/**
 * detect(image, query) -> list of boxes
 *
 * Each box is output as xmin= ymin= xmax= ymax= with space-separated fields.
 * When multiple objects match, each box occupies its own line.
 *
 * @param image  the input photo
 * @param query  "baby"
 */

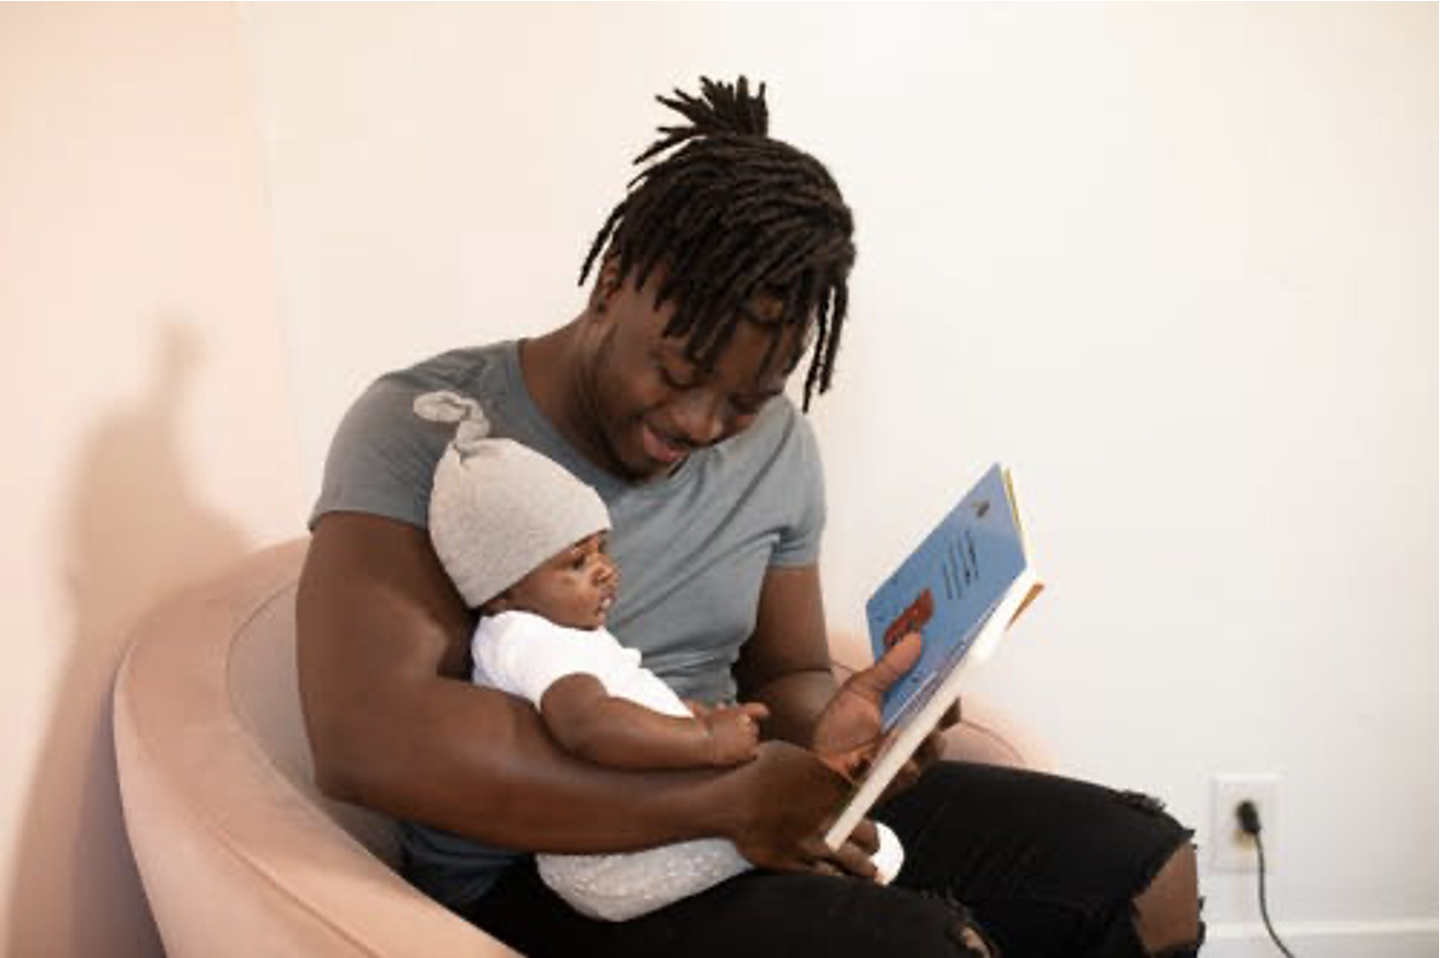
xmin=414 ymin=390 xmax=901 ymax=921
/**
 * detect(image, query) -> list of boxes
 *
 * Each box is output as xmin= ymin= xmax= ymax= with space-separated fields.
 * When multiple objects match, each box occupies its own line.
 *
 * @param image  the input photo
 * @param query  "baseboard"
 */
xmin=1203 ymin=918 xmax=1437 ymax=957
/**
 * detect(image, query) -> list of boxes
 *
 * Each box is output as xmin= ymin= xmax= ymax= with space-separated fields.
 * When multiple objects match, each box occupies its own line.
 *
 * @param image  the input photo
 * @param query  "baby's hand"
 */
xmin=702 ymin=702 xmax=770 ymax=766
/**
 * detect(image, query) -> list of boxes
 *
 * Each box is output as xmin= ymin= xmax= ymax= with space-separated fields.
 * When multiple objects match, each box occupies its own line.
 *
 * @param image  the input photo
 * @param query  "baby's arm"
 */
xmin=540 ymin=674 xmax=769 ymax=770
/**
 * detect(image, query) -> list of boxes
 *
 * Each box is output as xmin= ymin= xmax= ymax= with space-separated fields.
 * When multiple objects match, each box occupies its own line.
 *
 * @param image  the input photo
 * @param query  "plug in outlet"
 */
xmin=1210 ymin=774 xmax=1280 ymax=873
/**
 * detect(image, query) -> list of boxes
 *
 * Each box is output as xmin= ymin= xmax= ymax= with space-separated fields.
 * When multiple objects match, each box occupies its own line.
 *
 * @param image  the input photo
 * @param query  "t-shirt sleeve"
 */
xmin=768 ymin=410 xmax=827 ymax=568
xmin=309 ymin=376 xmax=449 ymax=530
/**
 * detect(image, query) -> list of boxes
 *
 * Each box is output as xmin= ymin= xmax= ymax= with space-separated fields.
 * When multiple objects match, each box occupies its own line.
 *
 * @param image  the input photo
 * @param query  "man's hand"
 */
xmin=725 ymin=740 xmax=879 ymax=880
xmin=810 ymin=632 xmax=960 ymax=798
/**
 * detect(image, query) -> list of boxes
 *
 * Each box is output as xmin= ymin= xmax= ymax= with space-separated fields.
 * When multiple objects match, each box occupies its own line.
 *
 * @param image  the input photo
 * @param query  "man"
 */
xmin=298 ymin=76 xmax=1202 ymax=957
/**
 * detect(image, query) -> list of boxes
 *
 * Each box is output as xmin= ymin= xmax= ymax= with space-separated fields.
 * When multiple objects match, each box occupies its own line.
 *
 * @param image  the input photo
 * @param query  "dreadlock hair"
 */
xmin=579 ymin=76 xmax=855 ymax=411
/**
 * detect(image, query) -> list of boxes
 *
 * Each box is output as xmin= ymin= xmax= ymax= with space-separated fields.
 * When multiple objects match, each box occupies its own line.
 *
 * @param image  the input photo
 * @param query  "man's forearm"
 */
xmin=326 ymin=677 xmax=740 ymax=855
xmin=298 ymin=513 xmax=765 ymax=856
xmin=744 ymin=667 xmax=837 ymax=748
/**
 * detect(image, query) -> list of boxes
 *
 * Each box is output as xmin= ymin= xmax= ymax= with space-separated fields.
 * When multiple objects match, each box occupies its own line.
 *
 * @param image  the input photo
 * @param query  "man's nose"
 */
xmin=669 ymin=389 xmax=728 ymax=446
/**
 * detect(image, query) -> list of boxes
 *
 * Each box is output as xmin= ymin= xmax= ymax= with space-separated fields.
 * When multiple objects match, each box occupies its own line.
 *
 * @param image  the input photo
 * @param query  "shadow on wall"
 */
xmin=6 ymin=322 xmax=250 ymax=958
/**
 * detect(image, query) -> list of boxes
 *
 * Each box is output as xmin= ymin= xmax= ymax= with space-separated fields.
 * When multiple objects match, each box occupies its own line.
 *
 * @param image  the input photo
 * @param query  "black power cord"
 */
xmin=1236 ymin=800 xmax=1298 ymax=958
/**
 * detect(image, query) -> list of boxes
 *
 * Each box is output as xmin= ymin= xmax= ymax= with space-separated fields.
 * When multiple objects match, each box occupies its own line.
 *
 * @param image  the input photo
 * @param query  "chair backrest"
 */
xmin=114 ymin=539 xmax=514 ymax=958
xmin=223 ymin=550 xmax=399 ymax=865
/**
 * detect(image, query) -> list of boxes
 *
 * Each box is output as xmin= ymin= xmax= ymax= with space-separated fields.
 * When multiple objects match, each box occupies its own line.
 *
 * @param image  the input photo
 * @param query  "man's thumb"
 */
xmin=852 ymin=631 xmax=923 ymax=696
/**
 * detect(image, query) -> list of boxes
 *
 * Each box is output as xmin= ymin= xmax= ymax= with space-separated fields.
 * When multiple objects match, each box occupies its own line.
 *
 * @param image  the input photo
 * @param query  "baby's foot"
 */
xmin=870 ymin=822 xmax=905 ymax=885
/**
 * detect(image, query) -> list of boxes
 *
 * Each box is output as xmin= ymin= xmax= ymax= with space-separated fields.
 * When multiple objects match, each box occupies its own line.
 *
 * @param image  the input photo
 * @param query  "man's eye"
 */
xmin=731 ymin=392 xmax=778 ymax=417
xmin=658 ymin=367 xmax=692 ymax=390
xmin=654 ymin=356 xmax=700 ymax=391
xmin=730 ymin=397 xmax=764 ymax=416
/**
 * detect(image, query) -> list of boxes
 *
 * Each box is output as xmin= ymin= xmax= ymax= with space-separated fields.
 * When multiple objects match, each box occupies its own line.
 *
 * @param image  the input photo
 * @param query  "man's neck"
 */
xmin=518 ymin=321 xmax=621 ymax=477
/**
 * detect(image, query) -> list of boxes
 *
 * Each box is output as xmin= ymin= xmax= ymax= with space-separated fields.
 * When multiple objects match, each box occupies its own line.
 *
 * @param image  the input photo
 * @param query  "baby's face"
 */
xmin=503 ymin=532 xmax=620 ymax=630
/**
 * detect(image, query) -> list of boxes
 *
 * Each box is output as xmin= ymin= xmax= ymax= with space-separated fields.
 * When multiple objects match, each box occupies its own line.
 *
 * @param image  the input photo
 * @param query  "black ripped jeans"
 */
xmin=456 ymin=762 xmax=1200 ymax=957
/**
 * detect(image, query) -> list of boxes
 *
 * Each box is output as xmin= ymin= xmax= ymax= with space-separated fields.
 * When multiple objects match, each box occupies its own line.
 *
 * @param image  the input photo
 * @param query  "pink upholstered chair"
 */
xmin=114 ymin=540 xmax=1044 ymax=957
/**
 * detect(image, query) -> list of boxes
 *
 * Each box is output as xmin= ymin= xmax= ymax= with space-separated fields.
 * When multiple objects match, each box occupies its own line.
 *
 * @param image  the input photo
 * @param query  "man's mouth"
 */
xmin=640 ymin=422 xmax=690 ymax=467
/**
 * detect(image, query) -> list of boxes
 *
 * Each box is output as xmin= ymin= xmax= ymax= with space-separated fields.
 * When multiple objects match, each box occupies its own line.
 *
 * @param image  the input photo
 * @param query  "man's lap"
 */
xmin=455 ymin=762 xmax=1194 ymax=958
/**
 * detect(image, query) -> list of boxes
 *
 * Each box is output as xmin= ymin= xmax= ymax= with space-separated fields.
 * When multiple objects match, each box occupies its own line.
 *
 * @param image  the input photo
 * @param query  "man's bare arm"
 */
xmin=295 ymin=512 xmax=856 ymax=867
xmin=297 ymin=512 xmax=737 ymax=853
xmin=732 ymin=564 xmax=840 ymax=747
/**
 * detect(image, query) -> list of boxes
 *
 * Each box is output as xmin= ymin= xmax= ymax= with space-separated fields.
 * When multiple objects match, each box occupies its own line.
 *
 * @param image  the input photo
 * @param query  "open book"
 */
xmin=824 ymin=463 xmax=1043 ymax=851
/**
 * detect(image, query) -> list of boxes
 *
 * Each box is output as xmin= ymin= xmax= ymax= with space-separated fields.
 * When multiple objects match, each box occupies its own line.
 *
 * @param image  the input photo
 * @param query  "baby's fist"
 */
xmin=703 ymin=702 xmax=770 ymax=765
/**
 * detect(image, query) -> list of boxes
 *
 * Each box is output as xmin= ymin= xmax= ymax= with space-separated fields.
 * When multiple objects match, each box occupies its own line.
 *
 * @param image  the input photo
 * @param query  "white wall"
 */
xmin=1 ymin=5 xmax=304 ymax=956
xmin=246 ymin=3 xmax=1436 ymax=954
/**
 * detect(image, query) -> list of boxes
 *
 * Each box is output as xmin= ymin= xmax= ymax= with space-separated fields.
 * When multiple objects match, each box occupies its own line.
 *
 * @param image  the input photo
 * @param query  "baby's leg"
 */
xmin=539 ymin=824 xmax=905 ymax=922
xmin=538 ymin=839 xmax=750 ymax=921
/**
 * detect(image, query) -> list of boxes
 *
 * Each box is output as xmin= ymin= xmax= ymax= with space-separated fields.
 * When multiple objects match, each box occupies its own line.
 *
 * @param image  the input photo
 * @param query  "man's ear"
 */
xmin=591 ymin=256 xmax=623 ymax=315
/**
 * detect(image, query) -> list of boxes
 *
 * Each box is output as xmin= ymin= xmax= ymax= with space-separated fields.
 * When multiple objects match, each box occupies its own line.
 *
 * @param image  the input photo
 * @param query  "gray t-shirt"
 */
xmin=310 ymin=341 xmax=826 ymax=906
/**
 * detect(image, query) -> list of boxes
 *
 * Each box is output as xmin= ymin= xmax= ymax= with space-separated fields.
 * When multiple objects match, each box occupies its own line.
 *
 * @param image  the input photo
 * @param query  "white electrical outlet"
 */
xmin=1210 ymin=773 xmax=1280 ymax=873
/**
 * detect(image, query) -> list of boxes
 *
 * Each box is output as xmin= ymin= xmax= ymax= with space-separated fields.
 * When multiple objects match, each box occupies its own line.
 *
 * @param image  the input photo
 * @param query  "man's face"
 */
xmin=583 ymin=268 xmax=807 ymax=483
xmin=496 ymin=532 xmax=620 ymax=630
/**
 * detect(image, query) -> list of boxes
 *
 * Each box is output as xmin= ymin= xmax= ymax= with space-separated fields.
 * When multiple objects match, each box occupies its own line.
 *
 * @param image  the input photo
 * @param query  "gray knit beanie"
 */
xmin=414 ymin=390 xmax=611 ymax=608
